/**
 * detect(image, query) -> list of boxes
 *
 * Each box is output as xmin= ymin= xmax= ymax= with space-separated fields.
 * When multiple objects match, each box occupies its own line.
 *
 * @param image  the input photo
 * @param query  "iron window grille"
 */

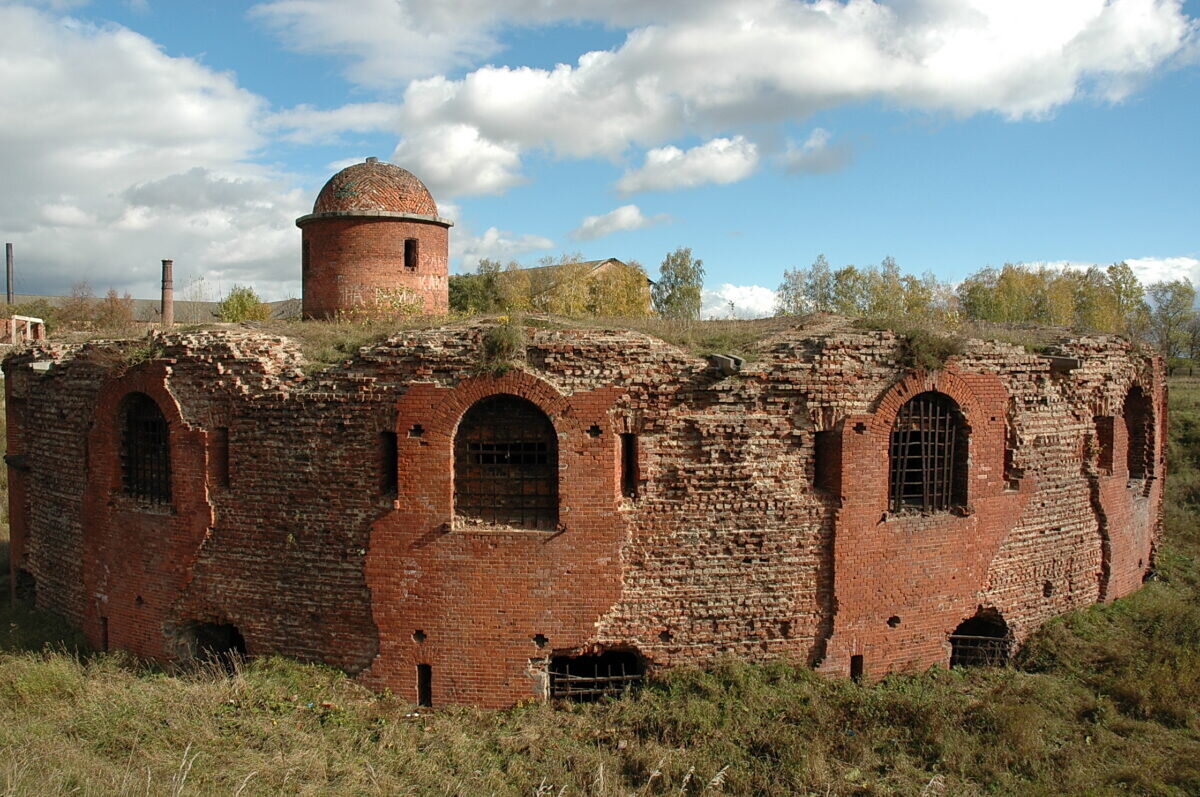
xmin=948 ymin=633 xmax=1012 ymax=667
xmin=121 ymin=392 xmax=171 ymax=503
xmin=454 ymin=394 xmax=558 ymax=530
xmin=549 ymin=652 xmax=644 ymax=702
xmin=888 ymin=391 xmax=967 ymax=513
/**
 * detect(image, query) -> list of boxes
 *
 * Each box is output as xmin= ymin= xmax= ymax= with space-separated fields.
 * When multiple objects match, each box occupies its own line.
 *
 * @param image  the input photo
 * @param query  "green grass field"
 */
xmin=1 ymin=382 xmax=1198 ymax=795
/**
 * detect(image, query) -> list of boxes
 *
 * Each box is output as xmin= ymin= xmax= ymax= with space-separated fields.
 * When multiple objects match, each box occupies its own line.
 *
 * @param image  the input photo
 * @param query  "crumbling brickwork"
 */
xmin=4 ymin=318 xmax=1164 ymax=707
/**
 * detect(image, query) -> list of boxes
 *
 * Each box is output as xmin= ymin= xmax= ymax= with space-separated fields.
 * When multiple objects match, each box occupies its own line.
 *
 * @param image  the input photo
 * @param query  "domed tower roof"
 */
xmin=312 ymin=157 xmax=438 ymax=216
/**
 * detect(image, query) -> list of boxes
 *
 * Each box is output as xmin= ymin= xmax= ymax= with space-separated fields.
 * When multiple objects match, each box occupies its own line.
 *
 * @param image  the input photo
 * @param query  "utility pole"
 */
xmin=6 ymin=243 xmax=13 ymax=305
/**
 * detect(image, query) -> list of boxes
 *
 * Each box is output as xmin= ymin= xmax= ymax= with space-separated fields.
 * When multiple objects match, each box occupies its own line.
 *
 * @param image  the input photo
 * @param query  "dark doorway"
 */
xmin=549 ymin=649 xmax=644 ymax=702
xmin=190 ymin=622 xmax=247 ymax=671
xmin=949 ymin=611 xmax=1011 ymax=668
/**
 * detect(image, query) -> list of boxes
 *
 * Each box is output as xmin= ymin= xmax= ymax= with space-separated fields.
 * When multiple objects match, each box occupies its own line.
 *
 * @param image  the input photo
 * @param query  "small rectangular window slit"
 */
xmin=813 ymin=429 xmax=838 ymax=493
xmin=850 ymin=654 xmax=864 ymax=683
xmin=620 ymin=433 xmax=639 ymax=499
xmin=380 ymin=431 xmax=398 ymax=494
xmin=416 ymin=663 xmax=432 ymax=707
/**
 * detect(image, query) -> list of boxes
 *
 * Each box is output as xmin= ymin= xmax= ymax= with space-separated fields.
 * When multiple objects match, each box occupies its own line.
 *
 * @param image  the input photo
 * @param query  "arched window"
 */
xmin=888 ymin=391 xmax=967 ymax=513
xmin=121 ymin=392 xmax=171 ymax=503
xmin=1124 ymin=386 xmax=1152 ymax=480
xmin=454 ymin=394 xmax=558 ymax=529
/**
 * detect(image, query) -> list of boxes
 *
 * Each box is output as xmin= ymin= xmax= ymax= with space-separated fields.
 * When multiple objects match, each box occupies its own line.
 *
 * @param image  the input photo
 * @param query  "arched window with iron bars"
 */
xmin=888 ymin=391 xmax=968 ymax=513
xmin=120 ymin=392 xmax=171 ymax=503
xmin=454 ymin=394 xmax=558 ymax=530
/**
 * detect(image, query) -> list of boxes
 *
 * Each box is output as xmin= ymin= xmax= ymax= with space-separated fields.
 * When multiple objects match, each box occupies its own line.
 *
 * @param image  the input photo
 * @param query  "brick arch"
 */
xmin=363 ymin=370 xmax=628 ymax=706
xmin=82 ymin=362 xmax=214 ymax=660
xmin=869 ymin=369 xmax=985 ymax=436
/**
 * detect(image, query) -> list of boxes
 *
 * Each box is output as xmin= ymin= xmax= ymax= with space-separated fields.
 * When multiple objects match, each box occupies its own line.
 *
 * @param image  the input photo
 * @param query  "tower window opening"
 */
xmin=404 ymin=238 xmax=419 ymax=271
xmin=888 ymin=392 xmax=967 ymax=513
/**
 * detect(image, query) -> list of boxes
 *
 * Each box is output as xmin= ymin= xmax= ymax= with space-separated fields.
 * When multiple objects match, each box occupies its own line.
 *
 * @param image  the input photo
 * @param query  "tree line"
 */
xmin=777 ymin=256 xmax=1198 ymax=359
xmin=449 ymin=247 xmax=705 ymax=320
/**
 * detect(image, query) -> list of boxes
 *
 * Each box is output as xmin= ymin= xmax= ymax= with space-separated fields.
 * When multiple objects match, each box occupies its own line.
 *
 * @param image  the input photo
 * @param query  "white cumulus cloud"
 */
xmin=616 ymin=136 xmax=758 ymax=194
xmin=571 ymin=205 xmax=669 ymax=241
xmin=1124 ymin=256 xmax=1200 ymax=286
xmin=701 ymin=283 xmax=778 ymax=319
xmin=781 ymin=128 xmax=853 ymax=175
xmin=0 ymin=4 xmax=307 ymax=300
xmin=259 ymin=1 xmax=1196 ymax=198
xmin=454 ymin=226 xmax=555 ymax=268
xmin=392 ymin=124 xmax=525 ymax=197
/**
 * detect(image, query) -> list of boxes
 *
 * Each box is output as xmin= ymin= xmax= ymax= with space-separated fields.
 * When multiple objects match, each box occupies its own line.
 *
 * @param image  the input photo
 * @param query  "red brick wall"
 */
xmin=3 ymin=323 xmax=1166 ymax=706
xmin=302 ymin=217 xmax=449 ymax=319
xmin=80 ymin=364 xmax=213 ymax=657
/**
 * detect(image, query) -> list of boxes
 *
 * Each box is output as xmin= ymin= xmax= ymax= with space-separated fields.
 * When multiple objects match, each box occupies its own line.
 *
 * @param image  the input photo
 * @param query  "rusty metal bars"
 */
xmin=454 ymin=395 xmax=558 ymax=529
xmin=948 ymin=633 xmax=1012 ymax=667
xmin=121 ymin=393 xmax=171 ymax=503
xmin=889 ymin=392 xmax=963 ymax=513
xmin=549 ymin=657 xmax=643 ymax=702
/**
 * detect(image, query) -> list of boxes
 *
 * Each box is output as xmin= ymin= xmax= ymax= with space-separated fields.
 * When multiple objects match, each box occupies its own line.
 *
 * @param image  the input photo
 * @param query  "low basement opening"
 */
xmin=186 ymin=621 xmax=247 ymax=671
xmin=549 ymin=649 xmax=644 ymax=702
xmin=949 ymin=610 xmax=1011 ymax=668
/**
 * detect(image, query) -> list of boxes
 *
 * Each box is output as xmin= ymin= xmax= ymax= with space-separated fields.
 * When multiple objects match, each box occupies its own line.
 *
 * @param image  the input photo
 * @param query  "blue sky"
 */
xmin=1 ymin=0 xmax=1197 ymax=316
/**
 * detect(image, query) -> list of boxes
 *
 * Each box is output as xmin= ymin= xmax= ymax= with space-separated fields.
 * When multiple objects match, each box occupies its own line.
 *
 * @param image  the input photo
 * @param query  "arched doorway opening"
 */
xmin=949 ymin=610 xmax=1011 ymax=668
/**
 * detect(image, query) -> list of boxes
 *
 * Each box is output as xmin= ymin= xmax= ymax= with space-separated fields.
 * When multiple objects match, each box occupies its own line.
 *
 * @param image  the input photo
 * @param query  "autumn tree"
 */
xmin=1147 ymin=278 xmax=1196 ymax=358
xmin=94 ymin=288 xmax=135 ymax=331
xmin=652 ymin=247 xmax=704 ymax=320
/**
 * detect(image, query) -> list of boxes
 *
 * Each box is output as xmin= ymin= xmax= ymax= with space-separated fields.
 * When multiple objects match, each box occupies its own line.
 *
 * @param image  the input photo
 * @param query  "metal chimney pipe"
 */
xmin=6 ymin=243 xmax=13 ymax=305
xmin=161 ymin=259 xmax=174 ymax=327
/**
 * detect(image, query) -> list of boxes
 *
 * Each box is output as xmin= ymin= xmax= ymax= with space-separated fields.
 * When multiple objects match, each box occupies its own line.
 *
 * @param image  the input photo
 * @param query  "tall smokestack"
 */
xmin=5 ymin=243 xmax=12 ymax=305
xmin=161 ymin=259 xmax=174 ymax=327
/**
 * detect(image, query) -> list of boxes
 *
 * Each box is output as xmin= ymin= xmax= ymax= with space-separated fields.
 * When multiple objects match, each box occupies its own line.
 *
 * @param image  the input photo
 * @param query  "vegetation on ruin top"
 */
xmin=1 ymin=380 xmax=1199 ymax=794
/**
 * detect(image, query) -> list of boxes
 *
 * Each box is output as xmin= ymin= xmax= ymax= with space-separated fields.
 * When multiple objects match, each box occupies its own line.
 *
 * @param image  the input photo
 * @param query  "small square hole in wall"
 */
xmin=1043 ymin=581 xmax=1054 ymax=598
xmin=887 ymin=616 xmax=901 ymax=628
xmin=587 ymin=424 xmax=602 ymax=438
xmin=854 ymin=422 xmax=867 ymax=434
xmin=412 ymin=629 xmax=426 ymax=643
xmin=409 ymin=424 xmax=425 ymax=438
xmin=659 ymin=630 xmax=673 ymax=643
xmin=532 ymin=633 xmax=548 ymax=648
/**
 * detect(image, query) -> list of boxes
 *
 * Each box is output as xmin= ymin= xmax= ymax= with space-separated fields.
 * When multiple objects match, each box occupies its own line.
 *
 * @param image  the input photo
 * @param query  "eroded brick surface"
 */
xmin=4 ymin=319 xmax=1164 ymax=707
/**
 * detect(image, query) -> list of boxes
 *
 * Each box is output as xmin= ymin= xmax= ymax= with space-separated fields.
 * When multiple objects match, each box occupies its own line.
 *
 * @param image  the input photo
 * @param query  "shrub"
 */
xmin=217 ymin=285 xmax=271 ymax=322
xmin=480 ymin=317 xmax=526 ymax=373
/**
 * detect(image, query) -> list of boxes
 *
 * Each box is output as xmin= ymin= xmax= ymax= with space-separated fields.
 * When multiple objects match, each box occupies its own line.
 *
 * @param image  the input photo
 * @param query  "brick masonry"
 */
xmin=298 ymin=158 xmax=451 ymax=319
xmin=3 ymin=319 xmax=1164 ymax=707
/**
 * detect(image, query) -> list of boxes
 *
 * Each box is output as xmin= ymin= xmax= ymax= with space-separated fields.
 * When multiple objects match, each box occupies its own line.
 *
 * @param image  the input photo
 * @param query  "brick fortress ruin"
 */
xmin=4 ymin=161 xmax=1165 ymax=708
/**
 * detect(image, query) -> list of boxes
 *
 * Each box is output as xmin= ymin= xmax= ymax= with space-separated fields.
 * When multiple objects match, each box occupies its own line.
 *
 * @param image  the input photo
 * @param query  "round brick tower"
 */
xmin=297 ymin=157 xmax=452 ymax=319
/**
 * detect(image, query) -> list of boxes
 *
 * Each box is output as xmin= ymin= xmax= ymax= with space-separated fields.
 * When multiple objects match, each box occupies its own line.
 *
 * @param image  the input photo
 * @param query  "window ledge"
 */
xmin=449 ymin=523 xmax=560 ymax=536
xmin=109 ymin=494 xmax=175 ymax=516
